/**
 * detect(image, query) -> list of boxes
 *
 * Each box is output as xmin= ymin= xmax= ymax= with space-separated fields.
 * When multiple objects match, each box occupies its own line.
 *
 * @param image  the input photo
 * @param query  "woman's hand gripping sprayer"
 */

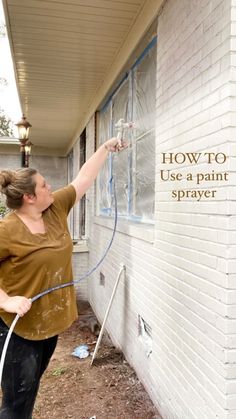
xmin=114 ymin=118 xmax=135 ymax=149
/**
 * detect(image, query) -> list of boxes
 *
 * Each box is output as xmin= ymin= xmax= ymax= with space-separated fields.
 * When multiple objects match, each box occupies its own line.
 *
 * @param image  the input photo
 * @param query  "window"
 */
xmin=68 ymin=130 xmax=86 ymax=242
xmin=98 ymin=37 xmax=156 ymax=223
xmin=79 ymin=130 xmax=86 ymax=237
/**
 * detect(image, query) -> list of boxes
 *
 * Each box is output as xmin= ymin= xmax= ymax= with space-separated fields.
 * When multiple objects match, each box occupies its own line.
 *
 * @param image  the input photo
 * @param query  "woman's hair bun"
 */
xmin=0 ymin=167 xmax=37 ymax=210
xmin=0 ymin=170 xmax=16 ymax=191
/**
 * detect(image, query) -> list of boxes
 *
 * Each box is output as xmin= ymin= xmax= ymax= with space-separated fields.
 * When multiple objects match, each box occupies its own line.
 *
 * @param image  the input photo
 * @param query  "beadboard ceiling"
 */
xmin=3 ymin=0 xmax=160 ymax=155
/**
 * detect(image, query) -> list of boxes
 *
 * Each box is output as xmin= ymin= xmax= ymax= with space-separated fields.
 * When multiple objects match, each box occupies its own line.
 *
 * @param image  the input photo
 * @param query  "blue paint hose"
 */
xmin=0 ymin=176 xmax=118 ymax=387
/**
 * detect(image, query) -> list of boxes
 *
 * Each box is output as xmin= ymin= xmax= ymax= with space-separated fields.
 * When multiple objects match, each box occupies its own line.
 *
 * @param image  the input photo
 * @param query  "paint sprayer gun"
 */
xmin=114 ymin=118 xmax=134 ymax=147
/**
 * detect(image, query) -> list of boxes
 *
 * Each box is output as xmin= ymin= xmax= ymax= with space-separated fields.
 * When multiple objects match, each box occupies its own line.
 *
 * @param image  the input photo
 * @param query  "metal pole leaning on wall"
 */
xmin=91 ymin=264 xmax=126 ymax=365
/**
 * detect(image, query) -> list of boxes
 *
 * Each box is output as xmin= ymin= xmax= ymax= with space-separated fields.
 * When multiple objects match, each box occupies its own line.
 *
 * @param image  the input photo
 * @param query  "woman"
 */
xmin=0 ymin=137 xmax=125 ymax=419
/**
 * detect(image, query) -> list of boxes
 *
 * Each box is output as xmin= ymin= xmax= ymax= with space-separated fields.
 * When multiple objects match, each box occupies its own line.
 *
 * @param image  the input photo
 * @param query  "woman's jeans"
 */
xmin=0 ymin=318 xmax=58 ymax=419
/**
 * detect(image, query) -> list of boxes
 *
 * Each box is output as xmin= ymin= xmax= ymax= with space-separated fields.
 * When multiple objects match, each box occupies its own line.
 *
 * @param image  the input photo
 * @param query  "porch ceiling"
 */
xmin=3 ymin=0 xmax=157 ymax=156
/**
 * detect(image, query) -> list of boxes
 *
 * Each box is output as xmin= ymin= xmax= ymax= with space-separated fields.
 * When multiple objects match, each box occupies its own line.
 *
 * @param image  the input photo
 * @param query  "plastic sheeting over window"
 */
xmin=98 ymin=37 xmax=156 ymax=222
xmin=112 ymin=77 xmax=131 ymax=215
xmin=98 ymin=103 xmax=112 ymax=213
xmin=132 ymin=46 xmax=156 ymax=218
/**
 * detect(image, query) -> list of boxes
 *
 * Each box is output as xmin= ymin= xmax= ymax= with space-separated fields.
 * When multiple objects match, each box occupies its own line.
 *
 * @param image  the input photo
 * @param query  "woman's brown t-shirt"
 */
xmin=0 ymin=184 xmax=78 ymax=340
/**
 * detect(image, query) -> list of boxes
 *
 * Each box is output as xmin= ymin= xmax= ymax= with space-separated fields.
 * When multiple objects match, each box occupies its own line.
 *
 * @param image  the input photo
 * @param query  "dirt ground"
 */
xmin=33 ymin=301 xmax=162 ymax=419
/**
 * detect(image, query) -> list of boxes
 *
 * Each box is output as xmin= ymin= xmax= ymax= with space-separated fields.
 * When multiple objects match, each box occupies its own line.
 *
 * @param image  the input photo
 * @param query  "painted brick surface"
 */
xmin=86 ymin=0 xmax=236 ymax=418
xmin=72 ymin=251 xmax=89 ymax=301
xmin=0 ymin=153 xmax=22 ymax=171
xmin=154 ymin=0 xmax=234 ymax=416
xmin=0 ymin=154 xmax=68 ymax=191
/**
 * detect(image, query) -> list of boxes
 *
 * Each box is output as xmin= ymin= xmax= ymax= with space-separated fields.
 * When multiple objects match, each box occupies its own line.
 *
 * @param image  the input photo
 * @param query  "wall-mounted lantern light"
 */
xmin=15 ymin=115 xmax=32 ymax=167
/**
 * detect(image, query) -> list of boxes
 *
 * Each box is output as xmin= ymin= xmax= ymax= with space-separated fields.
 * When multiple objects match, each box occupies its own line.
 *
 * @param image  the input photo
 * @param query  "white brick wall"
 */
xmin=154 ymin=0 xmax=235 ymax=417
xmin=227 ymin=1 xmax=236 ymax=415
xmin=84 ymin=0 xmax=236 ymax=418
xmin=3 ymin=0 xmax=236 ymax=416
xmin=72 ymin=250 xmax=89 ymax=301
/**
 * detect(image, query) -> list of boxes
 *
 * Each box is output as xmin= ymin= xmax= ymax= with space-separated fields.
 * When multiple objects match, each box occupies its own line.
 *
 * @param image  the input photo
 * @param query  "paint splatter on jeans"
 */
xmin=0 ymin=318 xmax=58 ymax=419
